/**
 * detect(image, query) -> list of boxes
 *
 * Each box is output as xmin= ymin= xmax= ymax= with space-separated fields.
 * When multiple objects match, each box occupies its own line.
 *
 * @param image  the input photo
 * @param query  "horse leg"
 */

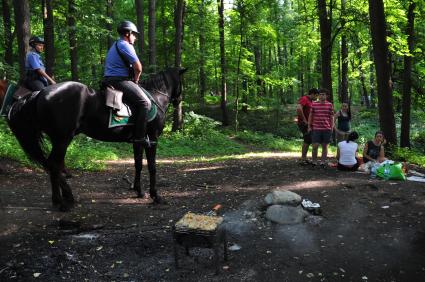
xmin=48 ymin=140 xmax=74 ymax=211
xmin=133 ymin=143 xmax=145 ymax=198
xmin=145 ymin=144 xmax=165 ymax=204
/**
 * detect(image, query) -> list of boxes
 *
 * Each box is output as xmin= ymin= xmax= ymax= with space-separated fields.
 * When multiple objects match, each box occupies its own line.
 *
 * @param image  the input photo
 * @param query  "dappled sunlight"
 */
xmin=104 ymin=151 xmax=327 ymax=166
xmin=278 ymin=180 xmax=340 ymax=191
xmin=183 ymin=165 xmax=224 ymax=172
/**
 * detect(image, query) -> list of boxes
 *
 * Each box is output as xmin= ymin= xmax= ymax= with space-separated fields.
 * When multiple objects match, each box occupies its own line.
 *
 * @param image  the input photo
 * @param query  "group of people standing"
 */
xmin=24 ymin=20 xmax=152 ymax=146
xmin=297 ymin=88 xmax=386 ymax=171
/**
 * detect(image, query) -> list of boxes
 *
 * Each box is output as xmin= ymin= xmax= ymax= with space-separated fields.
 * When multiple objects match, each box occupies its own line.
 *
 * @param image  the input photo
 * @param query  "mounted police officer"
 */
xmin=24 ymin=36 xmax=56 ymax=91
xmin=103 ymin=20 xmax=152 ymax=146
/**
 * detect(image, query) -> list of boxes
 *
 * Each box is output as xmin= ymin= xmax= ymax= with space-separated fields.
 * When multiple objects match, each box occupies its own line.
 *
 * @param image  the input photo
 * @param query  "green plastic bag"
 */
xmin=376 ymin=162 xmax=406 ymax=181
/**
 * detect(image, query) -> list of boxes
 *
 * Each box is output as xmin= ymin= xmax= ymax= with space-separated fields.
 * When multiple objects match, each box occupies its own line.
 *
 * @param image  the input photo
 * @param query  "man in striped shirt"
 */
xmin=308 ymin=88 xmax=334 ymax=165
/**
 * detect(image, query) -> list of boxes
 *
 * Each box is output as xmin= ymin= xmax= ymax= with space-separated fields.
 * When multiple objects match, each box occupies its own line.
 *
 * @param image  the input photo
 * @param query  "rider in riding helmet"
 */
xmin=24 ymin=36 xmax=56 ymax=91
xmin=103 ymin=20 xmax=152 ymax=146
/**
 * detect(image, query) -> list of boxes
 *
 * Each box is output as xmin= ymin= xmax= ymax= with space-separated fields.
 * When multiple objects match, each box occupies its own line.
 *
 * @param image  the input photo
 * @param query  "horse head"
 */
xmin=141 ymin=67 xmax=187 ymax=108
xmin=165 ymin=67 xmax=187 ymax=107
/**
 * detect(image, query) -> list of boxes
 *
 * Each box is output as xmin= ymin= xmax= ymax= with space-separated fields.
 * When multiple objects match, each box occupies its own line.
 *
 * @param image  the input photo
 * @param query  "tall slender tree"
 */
xmin=400 ymin=1 xmax=416 ymax=147
xmin=42 ymin=0 xmax=55 ymax=76
xmin=340 ymin=0 xmax=348 ymax=103
xmin=198 ymin=0 xmax=206 ymax=104
xmin=13 ymin=0 xmax=30 ymax=82
xmin=368 ymin=0 xmax=397 ymax=145
xmin=135 ymin=0 xmax=145 ymax=59
xmin=172 ymin=0 xmax=184 ymax=132
xmin=106 ymin=0 xmax=113 ymax=49
xmin=67 ymin=0 xmax=78 ymax=81
xmin=148 ymin=0 xmax=157 ymax=71
xmin=2 ymin=0 xmax=13 ymax=65
xmin=317 ymin=0 xmax=333 ymax=101
xmin=217 ymin=0 xmax=228 ymax=126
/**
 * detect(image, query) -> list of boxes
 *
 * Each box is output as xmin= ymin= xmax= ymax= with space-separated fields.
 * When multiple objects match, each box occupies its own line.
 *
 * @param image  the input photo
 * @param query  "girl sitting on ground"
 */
xmin=336 ymin=131 xmax=360 ymax=171
xmin=363 ymin=131 xmax=386 ymax=164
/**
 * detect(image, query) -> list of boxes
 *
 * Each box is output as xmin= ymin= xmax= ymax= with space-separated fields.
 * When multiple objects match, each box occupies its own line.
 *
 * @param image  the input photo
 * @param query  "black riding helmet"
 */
xmin=117 ymin=21 xmax=139 ymax=35
xmin=29 ymin=36 xmax=45 ymax=48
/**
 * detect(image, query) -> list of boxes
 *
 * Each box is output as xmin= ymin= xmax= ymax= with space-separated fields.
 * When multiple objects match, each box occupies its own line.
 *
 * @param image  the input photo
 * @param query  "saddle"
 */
xmin=1 ymin=84 xmax=35 ymax=117
xmin=104 ymin=86 xmax=157 ymax=128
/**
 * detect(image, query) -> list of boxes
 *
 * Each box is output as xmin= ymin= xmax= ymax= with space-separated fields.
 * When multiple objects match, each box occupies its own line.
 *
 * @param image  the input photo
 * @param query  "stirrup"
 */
xmin=130 ymin=136 xmax=156 ymax=147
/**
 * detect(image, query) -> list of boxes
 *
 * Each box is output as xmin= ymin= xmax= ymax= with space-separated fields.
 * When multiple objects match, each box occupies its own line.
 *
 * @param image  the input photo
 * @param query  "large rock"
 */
xmin=265 ymin=205 xmax=308 ymax=224
xmin=264 ymin=190 xmax=302 ymax=206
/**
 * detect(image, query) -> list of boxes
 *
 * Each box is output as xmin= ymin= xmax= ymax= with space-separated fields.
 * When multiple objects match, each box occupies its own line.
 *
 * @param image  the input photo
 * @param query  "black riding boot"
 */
xmin=131 ymin=108 xmax=154 ymax=147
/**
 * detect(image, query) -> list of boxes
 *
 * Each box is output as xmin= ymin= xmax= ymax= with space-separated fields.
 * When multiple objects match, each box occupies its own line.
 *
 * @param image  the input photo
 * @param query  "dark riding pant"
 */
xmin=104 ymin=79 xmax=151 ymax=140
xmin=25 ymin=79 xmax=47 ymax=92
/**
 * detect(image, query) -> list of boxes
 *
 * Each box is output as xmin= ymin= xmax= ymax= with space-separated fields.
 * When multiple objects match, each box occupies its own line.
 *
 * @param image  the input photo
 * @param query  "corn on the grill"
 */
xmin=175 ymin=212 xmax=223 ymax=231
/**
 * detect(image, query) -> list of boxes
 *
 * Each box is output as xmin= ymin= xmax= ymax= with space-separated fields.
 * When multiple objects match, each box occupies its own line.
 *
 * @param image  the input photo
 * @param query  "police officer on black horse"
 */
xmin=103 ymin=20 xmax=152 ymax=146
xmin=24 ymin=36 xmax=56 ymax=91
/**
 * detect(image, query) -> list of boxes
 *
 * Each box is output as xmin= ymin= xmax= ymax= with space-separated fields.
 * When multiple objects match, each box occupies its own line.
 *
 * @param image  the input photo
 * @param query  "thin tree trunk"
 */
xmin=172 ymin=0 xmax=184 ymax=132
xmin=217 ymin=0 xmax=228 ymax=126
xmin=400 ymin=1 xmax=415 ymax=148
xmin=67 ymin=0 xmax=78 ymax=81
xmin=42 ymin=0 xmax=55 ymax=76
xmin=369 ymin=51 xmax=375 ymax=108
xmin=106 ymin=0 xmax=113 ymax=49
xmin=2 ymin=0 xmax=13 ymax=65
xmin=135 ymin=0 xmax=145 ymax=59
xmin=198 ymin=0 xmax=206 ymax=104
xmin=148 ymin=0 xmax=157 ymax=71
xmin=340 ymin=0 xmax=348 ymax=103
xmin=161 ymin=1 xmax=169 ymax=67
xmin=368 ymin=0 xmax=397 ymax=145
xmin=13 ymin=0 xmax=31 ymax=82
xmin=317 ymin=0 xmax=333 ymax=101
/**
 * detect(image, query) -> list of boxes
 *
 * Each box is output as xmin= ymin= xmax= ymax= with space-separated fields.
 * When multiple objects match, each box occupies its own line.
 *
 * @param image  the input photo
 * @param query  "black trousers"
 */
xmin=25 ymin=79 xmax=46 ymax=92
xmin=105 ymin=79 xmax=151 ymax=139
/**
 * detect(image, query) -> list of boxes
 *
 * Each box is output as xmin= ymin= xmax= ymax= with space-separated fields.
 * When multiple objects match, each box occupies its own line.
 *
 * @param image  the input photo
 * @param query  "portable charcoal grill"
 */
xmin=173 ymin=213 xmax=228 ymax=274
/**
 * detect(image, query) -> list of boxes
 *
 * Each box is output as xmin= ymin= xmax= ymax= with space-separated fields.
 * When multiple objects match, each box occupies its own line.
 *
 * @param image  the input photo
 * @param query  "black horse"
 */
xmin=0 ymin=67 xmax=186 ymax=211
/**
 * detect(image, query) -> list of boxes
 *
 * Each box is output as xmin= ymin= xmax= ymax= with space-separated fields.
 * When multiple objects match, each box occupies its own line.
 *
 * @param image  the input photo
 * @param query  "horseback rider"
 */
xmin=103 ymin=20 xmax=152 ymax=145
xmin=24 ymin=36 xmax=56 ymax=91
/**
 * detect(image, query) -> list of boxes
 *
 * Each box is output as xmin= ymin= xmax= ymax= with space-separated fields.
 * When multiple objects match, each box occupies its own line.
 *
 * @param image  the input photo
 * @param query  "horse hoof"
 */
xmin=153 ymin=196 xmax=167 ymax=205
xmin=59 ymin=204 xmax=72 ymax=212
xmin=137 ymin=192 xmax=148 ymax=199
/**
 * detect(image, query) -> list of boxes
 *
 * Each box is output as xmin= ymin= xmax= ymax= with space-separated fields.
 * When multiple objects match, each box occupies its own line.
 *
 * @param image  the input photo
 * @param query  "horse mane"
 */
xmin=140 ymin=71 xmax=167 ymax=92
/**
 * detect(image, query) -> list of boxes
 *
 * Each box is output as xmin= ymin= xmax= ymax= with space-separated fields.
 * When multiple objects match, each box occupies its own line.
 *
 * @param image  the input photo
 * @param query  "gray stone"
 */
xmin=264 ymin=190 xmax=302 ymax=206
xmin=265 ymin=205 xmax=308 ymax=224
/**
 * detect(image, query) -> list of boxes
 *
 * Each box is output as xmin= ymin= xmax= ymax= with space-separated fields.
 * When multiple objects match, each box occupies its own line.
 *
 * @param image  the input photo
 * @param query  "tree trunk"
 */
xmin=148 ymin=0 xmax=157 ymax=71
xmin=340 ymin=0 xmax=348 ymax=103
xmin=160 ymin=1 xmax=169 ymax=67
xmin=317 ymin=0 xmax=333 ymax=101
xmin=106 ymin=0 xmax=113 ymax=49
xmin=135 ymin=0 xmax=145 ymax=59
xmin=368 ymin=0 xmax=397 ymax=145
xmin=67 ymin=0 xmax=78 ymax=81
xmin=172 ymin=0 xmax=184 ymax=132
xmin=217 ymin=0 xmax=228 ymax=126
xmin=198 ymin=0 xmax=206 ymax=104
xmin=13 ymin=0 xmax=31 ymax=82
xmin=42 ymin=0 xmax=55 ymax=76
xmin=369 ymin=51 xmax=375 ymax=108
xmin=2 ymin=0 xmax=13 ymax=65
xmin=400 ymin=1 xmax=415 ymax=148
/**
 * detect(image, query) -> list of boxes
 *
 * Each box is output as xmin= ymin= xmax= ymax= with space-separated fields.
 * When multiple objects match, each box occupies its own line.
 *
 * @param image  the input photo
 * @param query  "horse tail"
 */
xmin=7 ymin=95 xmax=48 ymax=169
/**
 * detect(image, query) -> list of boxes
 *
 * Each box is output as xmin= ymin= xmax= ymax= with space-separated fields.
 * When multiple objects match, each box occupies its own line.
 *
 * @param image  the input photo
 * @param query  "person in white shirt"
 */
xmin=336 ymin=131 xmax=360 ymax=171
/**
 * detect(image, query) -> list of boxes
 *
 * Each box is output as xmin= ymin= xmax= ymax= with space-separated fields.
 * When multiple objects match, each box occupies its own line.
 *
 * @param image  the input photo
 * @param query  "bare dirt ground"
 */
xmin=1 ymin=153 xmax=425 ymax=282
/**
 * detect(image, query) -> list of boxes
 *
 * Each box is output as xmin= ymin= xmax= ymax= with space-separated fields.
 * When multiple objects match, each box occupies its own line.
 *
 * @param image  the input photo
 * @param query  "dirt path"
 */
xmin=1 ymin=155 xmax=425 ymax=281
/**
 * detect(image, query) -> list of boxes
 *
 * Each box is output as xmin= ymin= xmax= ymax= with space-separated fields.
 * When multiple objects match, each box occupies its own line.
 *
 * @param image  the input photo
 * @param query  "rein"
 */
xmin=147 ymin=89 xmax=170 ymax=114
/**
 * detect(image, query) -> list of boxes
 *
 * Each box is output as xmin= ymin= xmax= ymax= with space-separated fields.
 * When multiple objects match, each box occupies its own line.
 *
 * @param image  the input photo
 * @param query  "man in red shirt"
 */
xmin=308 ymin=88 xmax=334 ymax=165
xmin=296 ymin=88 xmax=318 ymax=164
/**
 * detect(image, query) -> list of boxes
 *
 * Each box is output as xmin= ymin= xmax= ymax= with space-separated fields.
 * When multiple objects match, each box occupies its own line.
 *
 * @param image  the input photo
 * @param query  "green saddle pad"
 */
xmin=108 ymin=103 xmax=157 ymax=128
